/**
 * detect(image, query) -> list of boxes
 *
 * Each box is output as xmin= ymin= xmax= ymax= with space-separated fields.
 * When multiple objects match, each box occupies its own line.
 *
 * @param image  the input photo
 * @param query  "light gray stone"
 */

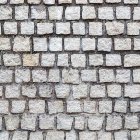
xmin=38 ymin=85 xmax=52 ymax=98
xmin=37 ymin=23 xmax=53 ymax=34
xmin=125 ymin=115 xmax=139 ymax=129
xmin=114 ymin=100 xmax=127 ymax=113
xmin=49 ymin=38 xmax=62 ymax=51
xmin=62 ymin=69 xmax=79 ymax=84
xmin=12 ymin=131 xmax=28 ymax=140
xmin=73 ymin=22 xmax=85 ymax=35
xmin=79 ymin=132 xmax=97 ymax=140
xmin=13 ymin=36 xmax=30 ymax=52
xmin=5 ymin=84 xmax=20 ymax=98
xmin=98 ymin=7 xmax=114 ymax=20
xmin=46 ymin=131 xmax=64 ymax=140
xmin=116 ymin=6 xmax=130 ymax=19
xmin=0 ymin=70 xmax=13 ymax=83
xmin=48 ymin=101 xmax=63 ymax=114
xmin=56 ymin=22 xmax=70 ymax=35
xmin=41 ymin=54 xmax=55 ymax=67
xmin=71 ymin=54 xmax=86 ymax=67
xmin=98 ymin=131 xmax=112 ymax=140
xmin=57 ymin=54 xmax=69 ymax=67
xmin=65 ymin=7 xmax=80 ymax=20
xmin=82 ymin=38 xmax=96 ymax=51
xmin=75 ymin=116 xmax=85 ymax=130
xmin=29 ymin=100 xmax=45 ymax=113
xmin=0 ymin=38 xmax=11 ymax=50
xmin=106 ymin=115 xmax=122 ymax=131
xmin=0 ymin=6 xmax=12 ymax=20
xmin=4 ymin=22 xmax=17 ymax=34
xmin=22 ymin=84 xmax=36 ymax=98
xmin=3 ymin=54 xmax=21 ymax=66
xmin=89 ymin=22 xmax=103 ymax=36
xmin=88 ymin=115 xmax=104 ymax=130
xmin=21 ymin=114 xmax=37 ymax=131
xmin=81 ymin=70 xmax=97 ymax=82
xmin=39 ymin=114 xmax=54 ymax=129
xmin=57 ymin=114 xmax=73 ymax=130
xmin=107 ymin=84 xmax=122 ymax=98
xmin=105 ymin=21 xmax=124 ymax=35
xmin=98 ymin=38 xmax=112 ymax=52
xmin=0 ymin=132 xmax=9 ymax=140
xmin=48 ymin=69 xmax=60 ymax=82
xmin=31 ymin=6 xmax=46 ymax=19
xmin=21 ymin=22 xmax=34 ymax=35
xmin=125 ymin=85 xmax=140 ymax=98
xmin=15 ymin=6 xmax=29 ymax=20
xmin=32 ymin=70 xmax=47 ymax=82
xmin=33 ymin=38 xmax=47 ymax=51
xmin=90 ymin=85 xmax=106 ymax=98
xmin=114 ymin=38 xmax=131 ymax=50
xmin=11 ymin=100 xmax=26 ymax=113
xmin=29 ymin=132 xmax=43 ymax=140
xmin=5 ymin=115 xmax=19 ymax=130
xmin=66 ymin=131 xmax=77 ymax=140
xmin=55 ymin=84 xmax=70 ymax=98
xmin=48 ymin=6 xmax=63 ymax=20
xmin=114 ymin=131 xmax=128 ymax=140
xmin=82 ymin=6 xmax=96 ymax=19
xmin=73 ymin=84 xmax=88 ymax=99
xmin=64 ymin=38 xmax=80 ymax=51
xmin=84 ymin=101 xmax=96 ymax=113
xmin=99 ymin=100 xmax=112 ymax=113
xmin=15 ymin=69 xmax=30 ymax=83
xmin=99 ymin=69 xmax=115 ymax=83
xmin=67 ymin=101 xmax=82 ymax=113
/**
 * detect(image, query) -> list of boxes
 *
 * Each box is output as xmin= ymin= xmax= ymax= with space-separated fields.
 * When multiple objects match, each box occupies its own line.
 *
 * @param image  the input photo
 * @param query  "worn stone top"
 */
xmin=0 ymin=0 xmax=140 ymax=140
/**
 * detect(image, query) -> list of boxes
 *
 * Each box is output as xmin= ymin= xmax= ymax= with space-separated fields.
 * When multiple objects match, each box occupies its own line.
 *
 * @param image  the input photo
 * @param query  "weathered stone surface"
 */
xmin=105 ymin=21 xmax=124 ymax=35
xmin=0 ymin=1 xmax=139 ymax=139
xmin=13 ymin=36 xmax=30 ymax=52
xmin=23 ymin=54 xmax=39 ymax=66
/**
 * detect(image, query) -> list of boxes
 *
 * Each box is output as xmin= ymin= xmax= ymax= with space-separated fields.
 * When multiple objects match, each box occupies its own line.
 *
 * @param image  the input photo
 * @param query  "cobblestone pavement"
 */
xmin=0 ymin=0 xmax=140 ymax=139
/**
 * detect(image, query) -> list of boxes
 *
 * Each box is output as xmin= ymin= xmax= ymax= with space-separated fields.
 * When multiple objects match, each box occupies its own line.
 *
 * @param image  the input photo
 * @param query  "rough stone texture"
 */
xmin=0 ymin=1 xmax=139 ymax=139
xmin=13 ymin=36 xmax=31 ymax=52
xmin=105 ymin=21 xmax=124 ymax=35
xmin=33 ymin=38 xmax=47 ymax=51
xmin=88 ymin=115 xmax=104 ymax=130
xmin=15 ymin=6 xmax=29 ymax=20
